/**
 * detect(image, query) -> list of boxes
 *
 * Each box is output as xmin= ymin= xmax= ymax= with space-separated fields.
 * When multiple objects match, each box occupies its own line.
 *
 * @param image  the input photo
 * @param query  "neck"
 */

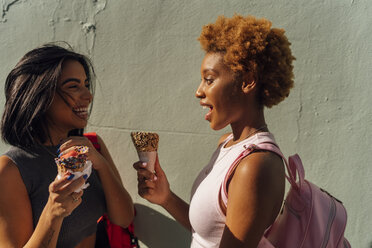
xmin=43 ymin=125 xmax=69 ymax=146
xmin=229 ymin=106 xmax=267 ymax=144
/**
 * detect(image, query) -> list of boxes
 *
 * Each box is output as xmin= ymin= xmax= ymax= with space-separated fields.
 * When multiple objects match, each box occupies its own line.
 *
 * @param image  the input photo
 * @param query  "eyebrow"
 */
xmin=202 ymin=68 xmax=218 ymax=74
xmin=61 ymin=78 xmax=89 ymax=85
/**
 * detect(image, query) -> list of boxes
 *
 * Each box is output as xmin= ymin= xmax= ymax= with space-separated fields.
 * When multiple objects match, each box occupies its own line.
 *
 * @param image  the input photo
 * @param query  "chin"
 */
xmin=79 ymin=119 xmax=88 ymax=127
xmin=210 ymin=122 xmax=226 ymax=131
xmin=72 ymin=123 xmax=87 ymax=130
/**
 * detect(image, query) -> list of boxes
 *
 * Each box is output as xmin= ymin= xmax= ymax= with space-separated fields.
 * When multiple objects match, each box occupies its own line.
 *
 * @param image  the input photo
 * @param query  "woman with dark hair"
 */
xmin=0 ymin=44 xmax=134 ymax=247
xmin=134 ymin=15 xmax=295 ymax=247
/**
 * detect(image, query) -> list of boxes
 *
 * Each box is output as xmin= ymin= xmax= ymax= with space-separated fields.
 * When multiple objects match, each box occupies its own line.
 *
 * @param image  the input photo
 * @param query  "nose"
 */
xmin=195 ymin=81 xmax=205 ymax=99
xmin=82 ymin=87 xmax=93 ymax=103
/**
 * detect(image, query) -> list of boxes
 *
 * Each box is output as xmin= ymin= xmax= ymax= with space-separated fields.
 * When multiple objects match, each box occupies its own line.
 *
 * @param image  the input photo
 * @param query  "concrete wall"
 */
xmin=0 ymin=0 xmax=371 ymax=247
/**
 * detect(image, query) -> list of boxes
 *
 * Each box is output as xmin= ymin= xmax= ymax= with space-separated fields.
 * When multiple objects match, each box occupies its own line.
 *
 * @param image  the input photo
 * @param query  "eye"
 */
xmin=204 ymin=78 xmax=214 ymax=85
xmin=85 ymin=82 xmax=91 ymax=89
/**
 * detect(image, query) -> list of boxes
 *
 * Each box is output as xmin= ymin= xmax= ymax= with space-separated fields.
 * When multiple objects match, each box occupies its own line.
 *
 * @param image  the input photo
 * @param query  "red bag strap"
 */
xmin=84 ymin=132 xmax=101 ymax=152
xmin=87 ymin=132 xmax=139 ymax=246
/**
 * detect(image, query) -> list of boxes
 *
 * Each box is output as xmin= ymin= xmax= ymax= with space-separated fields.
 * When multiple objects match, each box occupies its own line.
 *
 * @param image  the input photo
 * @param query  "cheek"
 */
xmin=226 ymin=81 xmax=241 ymax=99
xmin=216 ymin=86 xmax=241 ymax=110
xmin=61 ymin=93 xmax=76 ymax=106
xmin=227 ymin=83 xmax=244 ymax=106
xmin=47 ymin=98 xmax=73 ymax=119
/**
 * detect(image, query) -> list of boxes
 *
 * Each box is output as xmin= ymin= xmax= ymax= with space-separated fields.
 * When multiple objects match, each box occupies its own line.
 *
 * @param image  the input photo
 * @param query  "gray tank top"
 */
xmin=5 ymin=145 xmax=106 ymax=247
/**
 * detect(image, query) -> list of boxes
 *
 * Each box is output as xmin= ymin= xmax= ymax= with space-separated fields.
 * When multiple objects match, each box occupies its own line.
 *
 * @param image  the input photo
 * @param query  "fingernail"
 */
xmin=153 ymin=175 xmax=158 ymax=181
xmin=83 ymin=174 xmax=88 ymax=180
xmin=141 ymin=162 xmax=147 ymax=167
xmin=67 ymin=174 xmax=75 ymax=180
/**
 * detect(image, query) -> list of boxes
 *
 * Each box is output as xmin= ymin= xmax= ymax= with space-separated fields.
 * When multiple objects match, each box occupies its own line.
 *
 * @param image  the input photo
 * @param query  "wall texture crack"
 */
xmin=295 ymin=88 xmax=303 ymax=142
xmin=1 ymin=0 xmax=21 ymax=22
xmin=48 ymin=0 xmax=107 ymax=55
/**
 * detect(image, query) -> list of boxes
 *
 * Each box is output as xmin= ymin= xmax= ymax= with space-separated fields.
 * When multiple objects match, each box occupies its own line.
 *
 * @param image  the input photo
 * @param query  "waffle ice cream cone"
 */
xmin=130 ymin=132 xmax=159 ymax=152
xmin=131 ymin=132 xmax=159 ymax=172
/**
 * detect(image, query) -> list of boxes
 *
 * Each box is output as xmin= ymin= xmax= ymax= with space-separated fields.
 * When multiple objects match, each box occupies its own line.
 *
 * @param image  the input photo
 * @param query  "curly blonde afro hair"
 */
xmin=198 ymin=15 xmax=295 ymax=108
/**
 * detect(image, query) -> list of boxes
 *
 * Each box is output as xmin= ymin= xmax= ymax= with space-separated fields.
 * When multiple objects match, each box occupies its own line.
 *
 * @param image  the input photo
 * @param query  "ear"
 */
xmin=241 ymin=72 xmax=256 ymax=94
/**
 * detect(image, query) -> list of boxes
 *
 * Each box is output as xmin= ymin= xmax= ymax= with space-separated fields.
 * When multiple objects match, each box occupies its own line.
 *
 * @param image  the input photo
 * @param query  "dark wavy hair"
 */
xmin=1 ymin=43 xmax=95 ymax=148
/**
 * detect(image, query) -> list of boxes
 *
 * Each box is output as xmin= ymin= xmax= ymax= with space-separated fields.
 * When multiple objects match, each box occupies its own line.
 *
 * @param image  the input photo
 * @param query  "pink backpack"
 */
xmin=221 ymin=142 xmax=351 ymax=248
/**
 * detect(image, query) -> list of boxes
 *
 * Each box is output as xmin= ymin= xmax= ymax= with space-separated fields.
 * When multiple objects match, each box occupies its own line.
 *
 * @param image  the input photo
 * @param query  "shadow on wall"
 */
xmin=134 ymin=203 xmax=191 ymax=248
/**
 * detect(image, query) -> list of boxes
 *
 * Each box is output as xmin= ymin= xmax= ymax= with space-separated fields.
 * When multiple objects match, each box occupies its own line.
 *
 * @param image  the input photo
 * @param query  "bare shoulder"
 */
xmin=0 ymin=154 xmax=29 ymax=198
xmin=0 ymin=155 xmax=33 ymax=245
xmin=229 ymin=150 xmax=285 ymax=207
xmin=227 ymin=151 xmax=285 ymax=228
xmin=234 ymin=151 xmax=285 ymax=188
xmin=94 ymin=134 xmax=115 ymax=163
xmin=96 ymin=134 xmax=104 ymax=144
xmin=95 ymin=134 xmax=109 ymax=152
xmin=0 ymin=155 xmax=19 ymax=177
xmin=95 ymin=134 xmax=108 ymax=149
xmin=224 ymin=151 xmax=286 ymax=243
xmin=239 ymin=151 xmax=284 ymax=174
xmin=218 ymin=133 xmax=232 ymax=146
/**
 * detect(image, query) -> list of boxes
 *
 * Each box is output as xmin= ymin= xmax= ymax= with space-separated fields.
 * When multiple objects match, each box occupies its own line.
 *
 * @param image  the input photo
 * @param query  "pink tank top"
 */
xmin=189 ymin=132 xmax=278 ymax=248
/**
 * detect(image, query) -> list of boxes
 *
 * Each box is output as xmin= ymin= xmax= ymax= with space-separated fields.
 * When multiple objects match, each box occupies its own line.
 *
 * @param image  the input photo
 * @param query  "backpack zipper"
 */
xmin=285 ymin=200 xmax=301 ymax=220
xmin=343 ymin=239 xmax=350 ymax=248
xmin=320 ymin=197 xmax=336 ymax=248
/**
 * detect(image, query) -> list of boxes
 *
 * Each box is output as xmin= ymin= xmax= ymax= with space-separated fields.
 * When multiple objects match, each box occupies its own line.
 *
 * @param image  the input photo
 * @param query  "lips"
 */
xmin=72 ymin=107 xmax=89 ymax=120
xmin=201 ymin=103 xmax=213 ymax=121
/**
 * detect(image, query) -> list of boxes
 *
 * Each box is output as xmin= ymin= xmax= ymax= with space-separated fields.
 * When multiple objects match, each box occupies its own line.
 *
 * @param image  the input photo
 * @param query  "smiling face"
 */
xmin=196 ymin=52 xmax=245 ymax=130
xmin=46 ymin=60 xmax=92 ymax=137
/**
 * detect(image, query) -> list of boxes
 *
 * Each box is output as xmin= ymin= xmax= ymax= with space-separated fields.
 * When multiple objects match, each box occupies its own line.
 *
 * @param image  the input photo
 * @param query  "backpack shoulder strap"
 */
xmin=254 ymin=143 xmax=304 ymax=188
xmin=84 ymin=132 xmax=101 ymax=152
xmin=220 ymin=142 xmax=304 ymax=210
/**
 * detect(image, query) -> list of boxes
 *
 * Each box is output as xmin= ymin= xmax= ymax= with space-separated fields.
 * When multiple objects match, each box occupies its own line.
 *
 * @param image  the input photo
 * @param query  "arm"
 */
xmin=96 ymin=135 xmax=135 ymax=227
xmin=219 ymin=152 xmax=285 ymax=248
xmin=59 ymin=135 xmax=134 ymax=228
xmin=133 ymin=133 xmax=233 ymax=231
xmin=134 ymin=156 xmax=191 ymax=231
xmin=161 ymin=191 xmax=191 ymax=231
xmin=0 ymin=156 xmax=85 ymax=248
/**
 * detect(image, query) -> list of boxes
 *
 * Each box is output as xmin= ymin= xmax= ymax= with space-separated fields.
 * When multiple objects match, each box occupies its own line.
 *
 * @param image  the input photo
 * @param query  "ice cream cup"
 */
xmin=56 ymin=161 xmax=92 ymax=192
xmin=137 ymin=151 xmax=157 ymax=173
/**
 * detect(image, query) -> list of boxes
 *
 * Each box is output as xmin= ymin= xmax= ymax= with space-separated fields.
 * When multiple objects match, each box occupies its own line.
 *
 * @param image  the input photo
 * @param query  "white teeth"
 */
xmin=73 ymin=107 xmax=88 ymax=112
xmin=203 ymin=106 xmax=208 ymax=109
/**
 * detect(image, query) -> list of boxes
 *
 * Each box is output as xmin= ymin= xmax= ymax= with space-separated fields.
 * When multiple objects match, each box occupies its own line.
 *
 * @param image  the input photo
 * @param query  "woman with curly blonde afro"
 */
xmin=134 ymin=14 xmax=295 ymax=247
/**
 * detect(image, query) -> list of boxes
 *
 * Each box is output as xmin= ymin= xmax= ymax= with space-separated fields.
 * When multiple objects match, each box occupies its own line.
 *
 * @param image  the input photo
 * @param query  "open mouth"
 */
xmin=72 ymin=107 xmax=89 ymax=119
xmin=202 ymin=105 xmax=213 ymax=121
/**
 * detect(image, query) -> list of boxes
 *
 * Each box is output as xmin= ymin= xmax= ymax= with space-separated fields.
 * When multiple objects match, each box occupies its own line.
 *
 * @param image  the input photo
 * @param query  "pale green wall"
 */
xmin=0 ymin=0 xmax=371 ymax=247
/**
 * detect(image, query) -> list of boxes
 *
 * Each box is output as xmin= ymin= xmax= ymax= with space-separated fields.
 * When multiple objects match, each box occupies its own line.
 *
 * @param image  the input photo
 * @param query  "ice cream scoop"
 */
xmin=131 ymin=132 xmax=159 ymax=152
xmin=55 ymin=145 xmax=92 ymax=192
xmin=55 ymin=146 xmax=89 ymax=173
